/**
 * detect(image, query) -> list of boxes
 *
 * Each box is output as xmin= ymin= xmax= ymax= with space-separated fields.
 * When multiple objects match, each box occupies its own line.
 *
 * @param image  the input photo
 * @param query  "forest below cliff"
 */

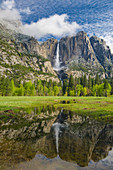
xmin=0 ymin=74 xmax=113 ymax=97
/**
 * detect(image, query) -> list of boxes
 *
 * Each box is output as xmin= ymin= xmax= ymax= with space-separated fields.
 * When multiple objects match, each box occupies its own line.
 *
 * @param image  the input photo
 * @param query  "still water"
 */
xmin=0 ymin=106 xmax=113 ymax=170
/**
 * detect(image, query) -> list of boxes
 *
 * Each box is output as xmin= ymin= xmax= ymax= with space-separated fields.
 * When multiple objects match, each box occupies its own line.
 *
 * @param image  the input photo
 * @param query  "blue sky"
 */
xmin=0 ymin=0 xmax=113 ymax=51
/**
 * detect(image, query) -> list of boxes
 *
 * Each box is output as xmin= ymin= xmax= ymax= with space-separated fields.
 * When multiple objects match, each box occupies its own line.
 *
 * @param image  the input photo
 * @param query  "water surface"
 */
xmin=0 ymin=106 xmax=113 ymax=170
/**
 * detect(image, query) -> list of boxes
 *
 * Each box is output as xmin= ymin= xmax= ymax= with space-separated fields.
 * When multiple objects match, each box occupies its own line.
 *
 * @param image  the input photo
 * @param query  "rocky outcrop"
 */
xmin=0 ymin=24 xmax=59 ymax=82
xmin=40 ymin=38 xmax=58 ymax=65
xmin=90 ymin=36 xmax=113 ymax=76
xmin=41 ymin=32 xmax=113 ymax=78
xmin=39 ymin=31 xmax=113 ymax=78
xmin=59 ymin=32 xmax=99 ymax=65
xmin=1 ymin=22 xmax=113 ymax=80
xmin=58 ymin=32 xmax=113 ymax=78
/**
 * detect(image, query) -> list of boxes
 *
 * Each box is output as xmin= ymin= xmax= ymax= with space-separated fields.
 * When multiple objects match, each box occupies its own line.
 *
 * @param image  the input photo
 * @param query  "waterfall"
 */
xmin=54 ymin=42 xmax=60 ymax=71
xmin=52 ymin=122 xmax=61 ymax=154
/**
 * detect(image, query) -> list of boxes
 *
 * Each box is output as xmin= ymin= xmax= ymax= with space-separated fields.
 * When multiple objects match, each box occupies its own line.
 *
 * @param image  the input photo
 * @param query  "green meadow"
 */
xmin=0 ymin=96 xmax=113 ymax=122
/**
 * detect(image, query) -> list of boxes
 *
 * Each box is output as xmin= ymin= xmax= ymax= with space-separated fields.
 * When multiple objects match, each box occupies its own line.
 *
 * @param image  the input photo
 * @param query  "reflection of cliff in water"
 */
xmin=37 ymin=111 xmax=113 ymax=167
xmin=0 ymin=106 xmax=60 ymax=169
xmin=0 ymin=108 xmax=113 ymax=169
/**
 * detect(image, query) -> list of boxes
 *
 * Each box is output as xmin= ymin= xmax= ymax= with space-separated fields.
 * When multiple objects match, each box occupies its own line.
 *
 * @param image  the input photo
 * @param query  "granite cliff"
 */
xmin=0 ymin=23 xmax=59 ymax=82
xmin=0 ymin=23 xmax=113 ymax=82
xmin=42 ymin=31 xmax=113 ymax=79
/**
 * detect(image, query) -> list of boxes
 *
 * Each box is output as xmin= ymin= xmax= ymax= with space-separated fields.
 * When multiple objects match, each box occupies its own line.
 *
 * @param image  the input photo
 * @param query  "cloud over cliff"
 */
xmin=23 ymin=14 xmax=81 ymax=39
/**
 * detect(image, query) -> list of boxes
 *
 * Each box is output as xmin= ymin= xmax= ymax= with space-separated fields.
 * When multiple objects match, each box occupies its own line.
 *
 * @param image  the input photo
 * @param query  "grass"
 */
xmin=0 ymin=96 xmax=113 ymax=122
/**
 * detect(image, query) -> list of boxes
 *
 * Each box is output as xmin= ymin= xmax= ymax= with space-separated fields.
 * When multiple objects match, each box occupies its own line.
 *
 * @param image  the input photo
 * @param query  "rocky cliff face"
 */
xmin=58 ymin=32 xmax=113 ymax=78
xmin=42 ymin=32 xmax=113 ymax=78
xmin=90 ymin=36 xmax=113 ymax=76
xmin=40 ymin=38 xmax=58 ymax=65
xmin=0 ymin=24 xmax=59 ymax=82
xmin=60 ymin=32 xmax=98 ymax=64
xmin=1 ymin=22 xmax=113 ymax=80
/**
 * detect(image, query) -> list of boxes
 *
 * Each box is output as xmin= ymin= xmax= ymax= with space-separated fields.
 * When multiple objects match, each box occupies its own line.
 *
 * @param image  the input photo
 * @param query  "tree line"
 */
xmin=63 ymin=74 xmax=113 ymax=97
xmin=0 ymin=74 xmax=113 ymax=96
xmin=0 ymin=77 xmax=62 ymax=96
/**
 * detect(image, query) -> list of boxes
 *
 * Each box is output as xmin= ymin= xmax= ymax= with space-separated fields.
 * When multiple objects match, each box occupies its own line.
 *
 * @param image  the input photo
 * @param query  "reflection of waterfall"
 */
xmin=52 ymin=122 xmax=62 ymax=154
xmin=54 ymin=42 xmax=60 ymax=71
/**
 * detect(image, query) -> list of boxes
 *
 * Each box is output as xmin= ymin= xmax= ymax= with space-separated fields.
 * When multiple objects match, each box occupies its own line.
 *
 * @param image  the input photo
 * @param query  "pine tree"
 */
xmin=54 ymin=86 xmax=59 ymax=96
xmin=11 ymin=79 xmax=15 ymax=96
xmin=104 ymin=79 xmax=109 ymax=89
xmin=110 ymin=77 xmax=113 ymax=95
xmin=5 ymin=78 xmax=12 ymax=96
xmin=0 ymin=77 xmax=2 ymax=96
xmin=104 ymin=79 xmax=109 ymax=97
xmin=62 ymin=80 xmax=68 ymax=95
xmin=80 ymin=76 xmax=84 ymax=86
xmin=68 ymin=75 xmax=74 ymax=96
xmin=0 ymin=77 xmax=5 ymax=96
xmin=49 ymin=80 xmax=53 ymax=88
xmin=92 ymin=78 xmax=95 ymax=87
xmin=74 ymin=77 xmax=77 ymax=87
xmin=77 ymin=78 xmax=80 ymax=85
xmin=95 ymin=74 xmax=100 ymax=85
xmin=88 ymin=76 xmax=92 ymax=89
xmin=19 ymin=84 xmax=25 ymax=96
xmin=68 ymin=75 xmax=74 ymax=89
xmin=84 ymin=74 xmax=88 ymax=87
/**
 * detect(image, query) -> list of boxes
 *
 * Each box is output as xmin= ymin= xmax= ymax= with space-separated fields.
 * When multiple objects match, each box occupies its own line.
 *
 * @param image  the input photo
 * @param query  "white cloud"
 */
xmin=0 ymin=8 xmax=22 ymax=30
xmin=0 ymin=9 xmax=21 ymax=21
xmin=0 ymin=2 xmax=81 ymax=39
xmin=1 ymin=0 xmax=15 ymax=10
xmin=1 ymin=1 xmax=113 ymax=54
xmin=19 ymin=7 xmax=32 ymax=15
xmin=0 ymin=0 xmax=22 ymax=30
xmin=22 ymin=14 xmax=81 ymax=39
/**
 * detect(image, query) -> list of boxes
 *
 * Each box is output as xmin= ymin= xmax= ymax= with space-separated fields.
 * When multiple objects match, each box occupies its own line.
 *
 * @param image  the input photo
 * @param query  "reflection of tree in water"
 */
xmin=14 ymin=105 xmax=56 ymax=115
xmin=0 ymin=109 xmax=113 ymax=168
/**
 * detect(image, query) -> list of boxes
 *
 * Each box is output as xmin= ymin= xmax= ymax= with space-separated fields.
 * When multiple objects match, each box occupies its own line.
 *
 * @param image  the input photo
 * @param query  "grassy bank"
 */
xmin=58 ymin=97 xmax=113 ymax=122
xmin=0 ymin=96 xmax=113 ymax=122
xmin=0 ymin=96 xmax=73 ymax=110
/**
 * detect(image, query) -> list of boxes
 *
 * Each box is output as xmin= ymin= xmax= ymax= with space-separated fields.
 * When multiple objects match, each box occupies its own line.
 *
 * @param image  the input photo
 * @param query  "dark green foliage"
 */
xmin=92 ymin=78 xmax=95 ymax=86
xmin=80 ymin=76 xmax=84 ymax=86
xmin=62 ymin=74 xmax=112 ymax=97
xmin=62 ymin=80 xmax=68 ymax=95
xmin=111 ymin=77 xmax=113 ymax=95
xmin=95 ymin=73 xmax=100 ymax=85
xmin=84 ymin=75 xmax=88 ymax=87
xmin=69 ymin=75 xmax=74 ymax=89
xmin=88 ymin=76 xmax=92 ymax=89
xmin=77 ymin=78 xmax=80 ymax=85
xmin=0 ymin=74 xmax=112 ymax=97
xmin=68 ymin=75 xmax=75 ymax=96
xmin=0 ymin=76 xmax=61 ymax=96
xmin=104 ymin=79 xmax=109 ymax=89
